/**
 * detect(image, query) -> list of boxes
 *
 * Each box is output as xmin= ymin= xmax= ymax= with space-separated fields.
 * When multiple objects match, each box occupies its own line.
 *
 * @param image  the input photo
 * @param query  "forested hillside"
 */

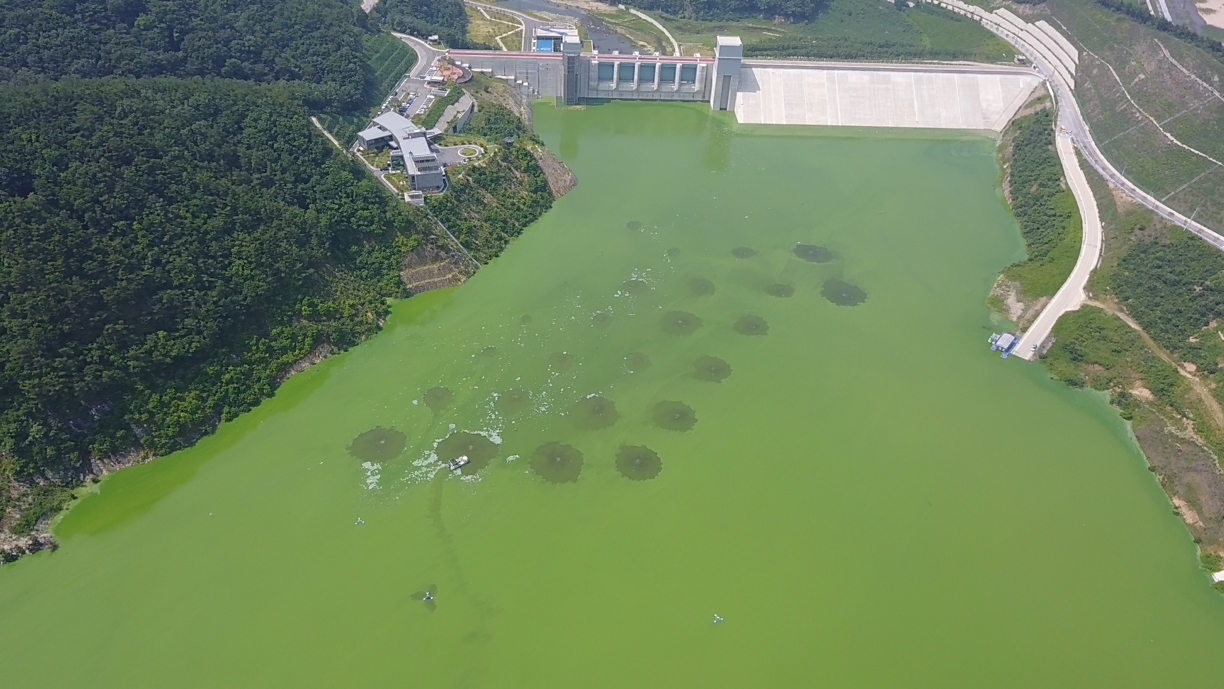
xmin=373 ymin=0 xmax=473 ymax=48
xmin=0 ymin=0 xmax=368 ymax=109
xmin=0 ymin=79 xmax=427 ymax=479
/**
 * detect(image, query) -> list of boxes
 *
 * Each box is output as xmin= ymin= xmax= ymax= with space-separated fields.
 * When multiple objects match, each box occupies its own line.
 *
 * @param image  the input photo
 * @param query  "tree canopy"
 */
xmin=372 ymin=0 xmax=473 ymax=48
xmin=0 ymin=78 xmax=427 ymax=475
xmin=0 ymin=0 xmax=369 ymax=109
xmin=631 ymin=0 xmax=825 ymax=22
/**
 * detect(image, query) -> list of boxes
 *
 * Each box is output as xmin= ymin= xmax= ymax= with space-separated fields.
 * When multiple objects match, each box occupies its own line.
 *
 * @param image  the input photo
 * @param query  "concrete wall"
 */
xmin=734 ymin=63 xmax=1042 ymax=131
xmin=449 ymin=51 xmax=564 ymax=97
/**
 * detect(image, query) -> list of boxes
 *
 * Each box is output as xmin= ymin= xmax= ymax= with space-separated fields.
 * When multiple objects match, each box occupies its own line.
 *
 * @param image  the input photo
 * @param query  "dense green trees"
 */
xmin=1114 ymin=231 xmax=1224 ymax=373
xmin=373 ymin=0 xmax=473 ymax=48
xmin=427 ymin=143 xmax=553 ymax=262
xmin=466 ymin=103 xmax=530 ymax=141
xmin=0 ymin=0 xmax=370 ymax=109
xmin=0 ymin=78 xmax=427 ymax=476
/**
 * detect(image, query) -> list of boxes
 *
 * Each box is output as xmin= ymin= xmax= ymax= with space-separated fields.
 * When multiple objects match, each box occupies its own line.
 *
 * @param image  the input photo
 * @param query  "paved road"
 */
xmin=931 ymin=0 xmax=1224 ymax=358
xmin=1013 ymin=130 xmax=1103 ymax=359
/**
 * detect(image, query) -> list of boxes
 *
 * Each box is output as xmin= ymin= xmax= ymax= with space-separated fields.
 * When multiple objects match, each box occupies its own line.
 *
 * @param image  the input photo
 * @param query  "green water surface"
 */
xmin=3 ymin=103 xmax=1224 ymax=687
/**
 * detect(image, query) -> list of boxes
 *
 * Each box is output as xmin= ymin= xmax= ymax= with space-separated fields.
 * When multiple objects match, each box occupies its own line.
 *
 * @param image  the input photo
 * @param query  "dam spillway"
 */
xmin=734 ymin=63 xmax=1042 ymax=132
xmin=447 ymin=33 xmax=1043 ymax=132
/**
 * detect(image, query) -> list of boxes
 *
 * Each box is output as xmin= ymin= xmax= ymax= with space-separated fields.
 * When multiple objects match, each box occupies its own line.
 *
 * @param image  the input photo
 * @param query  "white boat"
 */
xmin=446 ymin=455 xmax=470 ymax=471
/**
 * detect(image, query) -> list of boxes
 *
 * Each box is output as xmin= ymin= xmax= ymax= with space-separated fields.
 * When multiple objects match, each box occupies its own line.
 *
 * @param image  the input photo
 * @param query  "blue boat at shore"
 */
xmin=989 ymin=332 xmax=1019 ymax=359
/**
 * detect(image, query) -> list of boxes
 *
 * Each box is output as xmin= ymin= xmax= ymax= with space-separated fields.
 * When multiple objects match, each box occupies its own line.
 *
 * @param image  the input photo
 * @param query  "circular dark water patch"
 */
xmin=620 ymin=279 xmax=650 ymax=294
xmin=732 ymin=246 xmax=757 ymax=259
xmin=625 ymin=352 xmax=651 ymax=373
xmin=653 ymin=400 xmax=697 ymax=432
xmin=765 ymin=283 xmax=795 ymax=298
xmin=549 ymin=351 xmax=575 ymax=371
xmin=495 ymin=388 xmax=531 ymax=416
xmin=734 ymin=315 xmax=769 ymax=336
xmin=794 ymin=244 xmax=833 ymax=263
xmin=689 ymin=278 xmax=715 ymax=296
xmin=520 ymin=314 xmax=533 ymax=325
xmin=423 ymin=386 xmax=453 ymax=411
xmin=436 ymin=431 xmax=498 ymax=474
xmin=480 ymin=346 xmax=498 ymax=357
xmin=822 ymin=279 xmax=867 ymax=307
xmin=692 ymin=355 xmax=732 ymax=382
xmin=592 ymin=311 xmax=613 ymax=329
xmin=661 ymin=310 xmax=702 ymax=336
xmin=616 ymin=445 xmax=662 ymax=481
xmin=531 ymin=442 xmax=584 ymax=484
xmin=570 ymin=395 xmax=619 ymax=430
xmin=348 ymin=427 xmax=407 ymax=462
xmin=626 ymin=220 xmax=643 ymax=231
xmin=667 ymin=247 xmax=681 ymax=257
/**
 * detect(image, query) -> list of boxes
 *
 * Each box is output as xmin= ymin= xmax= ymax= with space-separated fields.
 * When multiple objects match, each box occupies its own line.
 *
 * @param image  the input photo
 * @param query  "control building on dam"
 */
xmin=448 ymin=34 xmax=1041 ymax=132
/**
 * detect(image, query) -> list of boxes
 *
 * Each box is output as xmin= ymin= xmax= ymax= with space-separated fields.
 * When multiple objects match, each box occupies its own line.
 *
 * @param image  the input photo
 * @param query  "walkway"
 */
xmin=1012 ymin=130 xmax=1103 ymax=359
xmin=627 ymin=7 xmax=680 ymax=56
xmin=463 ymin=1 xmax=537 ymax=51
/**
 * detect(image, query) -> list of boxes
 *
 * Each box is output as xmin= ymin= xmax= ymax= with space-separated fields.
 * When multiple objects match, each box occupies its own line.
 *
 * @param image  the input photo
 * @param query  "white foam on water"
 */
xmin=506 ymin=454 xmax=520 ymax=463
xmin=361 ymin=462 xmax=382 ymax=490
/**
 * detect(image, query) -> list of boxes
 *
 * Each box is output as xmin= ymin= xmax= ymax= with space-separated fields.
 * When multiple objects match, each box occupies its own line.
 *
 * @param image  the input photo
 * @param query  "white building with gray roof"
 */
xmin=357 ymin=113 xmax=445 ymax=192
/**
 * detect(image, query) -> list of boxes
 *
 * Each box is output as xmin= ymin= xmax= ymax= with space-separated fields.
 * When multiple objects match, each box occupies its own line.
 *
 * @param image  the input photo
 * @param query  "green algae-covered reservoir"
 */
xmin=4 ymin=104 xmax=1224 ymax=686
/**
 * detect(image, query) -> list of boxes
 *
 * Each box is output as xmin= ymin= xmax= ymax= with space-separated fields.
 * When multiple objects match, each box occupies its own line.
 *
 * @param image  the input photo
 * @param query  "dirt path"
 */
xmin=310 ymin=116 xmax=345 ymax=151
xmin=1085 ymin=298 xmax=1224 ymax=430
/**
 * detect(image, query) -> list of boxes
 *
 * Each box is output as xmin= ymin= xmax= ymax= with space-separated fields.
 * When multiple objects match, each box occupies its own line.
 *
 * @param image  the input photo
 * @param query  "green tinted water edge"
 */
xmin=3 ymin=102 xmax=1224 ymax=687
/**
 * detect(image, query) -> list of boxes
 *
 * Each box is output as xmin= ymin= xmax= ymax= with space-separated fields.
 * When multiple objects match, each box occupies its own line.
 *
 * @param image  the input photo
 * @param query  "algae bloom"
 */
xmin=620 ymin=279 xmax=650 ymax=294
xmin=653 ymin=400 xmax=697 ymax=431
xmin=423 ymin=386 xmax=453 ymax=412
xmin=570 ymin=395 xmax=620 ymax=430
xmin=592 ymin=311 xmax=613 ymax=329
xmin=689 ymin=277 xmax=715 ymax=296
xmin=494 ymin=388 xmax=531 ymax=416
xmin=624 ymin=352 xmax=651 ymax=373
xmin=765 ymin=283 xmax=795 ymax=298
xmin=616 ymin=445 xmax=662 ymax=481
xmin=731 ymin=246 xmax=757 ymax=258
xmin=626 ymin=220 xmax=643 ymax=231
xmin=549 ymin=351 xmax=575 ymax=371
xmin=531 ymin=442 xmax=584 ymax=484
xmin=348 ymin=427 xmax=407 ymax=462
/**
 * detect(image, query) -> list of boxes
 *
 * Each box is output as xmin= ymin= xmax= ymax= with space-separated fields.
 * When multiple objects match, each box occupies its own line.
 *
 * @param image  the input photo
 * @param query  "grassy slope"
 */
xmin=1031 ymin=0 xmax=1224 ymax=233
xmin=653 ymin=0 xmax=1013 ymax=60
xmin=316 ymin=32 xmax=418 ymax=146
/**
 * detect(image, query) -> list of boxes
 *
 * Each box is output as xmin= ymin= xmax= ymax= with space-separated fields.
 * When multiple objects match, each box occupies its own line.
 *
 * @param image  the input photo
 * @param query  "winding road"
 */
xmin=928 ymin=0 xmax=1224 ymax=359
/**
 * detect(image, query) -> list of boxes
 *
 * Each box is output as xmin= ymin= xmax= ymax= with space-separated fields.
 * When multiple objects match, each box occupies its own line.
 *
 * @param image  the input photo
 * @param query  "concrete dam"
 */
xmin=448 ymin=34 xmax=1042 ymax=132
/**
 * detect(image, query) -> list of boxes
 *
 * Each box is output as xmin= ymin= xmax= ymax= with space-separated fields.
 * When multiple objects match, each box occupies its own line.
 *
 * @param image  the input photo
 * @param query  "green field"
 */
xmin=315 ymin=32 xmax=418 ymax=147
xmin=653 ymin=0 xmax=1012 ymax=61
